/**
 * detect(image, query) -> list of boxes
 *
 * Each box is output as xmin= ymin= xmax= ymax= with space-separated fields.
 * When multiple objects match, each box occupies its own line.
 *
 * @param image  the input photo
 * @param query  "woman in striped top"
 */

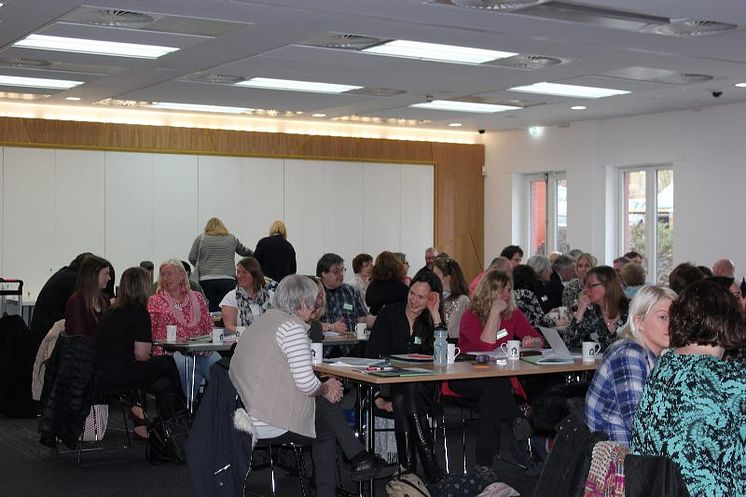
xmin=188 ymin=217 xmax=253 ymax=312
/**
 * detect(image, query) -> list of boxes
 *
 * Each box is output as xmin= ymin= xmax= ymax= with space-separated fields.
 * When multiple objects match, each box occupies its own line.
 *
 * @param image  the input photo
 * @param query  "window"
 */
xmin=525 ymin=172 xmax=568 ymax=256
xmin=619 ymin=166 xmax=673 ymax=284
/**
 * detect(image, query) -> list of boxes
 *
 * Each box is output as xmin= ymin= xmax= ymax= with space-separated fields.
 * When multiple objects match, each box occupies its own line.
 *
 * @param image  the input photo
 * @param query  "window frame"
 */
xmin=524 ymin=171 xmax=567 ymax=256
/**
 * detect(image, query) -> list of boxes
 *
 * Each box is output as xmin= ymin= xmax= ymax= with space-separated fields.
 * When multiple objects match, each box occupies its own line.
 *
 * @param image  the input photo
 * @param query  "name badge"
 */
xmin=342 ymin=303 xmax=353 ymax=311
xmin=413 ymin=336 xmax=422 ymax=345
xmin=540 ymin=295 xmax=548 ymax=302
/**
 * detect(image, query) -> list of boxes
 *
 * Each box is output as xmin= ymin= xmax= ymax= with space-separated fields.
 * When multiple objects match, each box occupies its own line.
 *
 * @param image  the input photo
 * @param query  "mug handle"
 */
xmin=593 ymin=343 xmax=601 ymax=355
xmin=499 ymin=343 xmax=508 ymax=355
xmin=453 ymin=347 xmax=461 ymax=358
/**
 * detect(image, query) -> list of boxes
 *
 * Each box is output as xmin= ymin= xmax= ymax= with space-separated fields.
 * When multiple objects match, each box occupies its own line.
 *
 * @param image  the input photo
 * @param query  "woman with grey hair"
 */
xmin=229 ymin=275 xmax=396 ymax=496
xmin=584 ymin=285 xmax=676 ymax=446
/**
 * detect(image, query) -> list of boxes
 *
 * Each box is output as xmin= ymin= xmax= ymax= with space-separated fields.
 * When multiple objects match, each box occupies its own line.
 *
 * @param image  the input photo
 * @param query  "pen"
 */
xmin=366 ymin=366 xmax=385 ymax=371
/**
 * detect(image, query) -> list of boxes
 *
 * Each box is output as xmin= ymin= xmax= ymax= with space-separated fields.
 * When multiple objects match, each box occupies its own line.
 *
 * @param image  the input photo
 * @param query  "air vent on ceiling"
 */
xmin=601 ymin=67 xmax=714 ymax=85
xmin=450 ymin=95 xmax=544 ymax=108
xmin=655 ymin=73 xmax=714 ymax=84
xmin=63 ymin=8 xmax=155 ymax=27
xmin=431 ymin=0 xmax=547 ymax=11
xmin=182 ymin=72 xmax=246 ymax=84
xmin=345 ymin=87 xmax=406 ymax=97
xmin=141 ymin=16 xmax=247 ymax=37
xmin=302 ymin=33 xmax=385 ymax=50
xmin=0 ymin=57 xmax=52 ymax=68
xmin=510 ymin=1 xmax=669 ymax=31
xmin=655 ymin=20 xmax=737 ymax=37
xmin=492 ymin=54 xmax=564 ymax=70
xmin=95 ymin=98 xmax=151 ymax=107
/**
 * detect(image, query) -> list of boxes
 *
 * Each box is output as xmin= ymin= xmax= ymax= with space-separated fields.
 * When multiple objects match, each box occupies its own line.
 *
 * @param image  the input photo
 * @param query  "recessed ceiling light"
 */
xmin=734 ymin=83 xmax=746 ymax=88
xmin=311 ymin=113 xmax=327 ymax=117
xmin=65 ymin=96 xmax=81 ymax=101
xmin=150 ymin=102 xmax=254 ymax=114
xmin=13 ymin=34 xmax=179 ymax=59
xmin=411 ymin=100 xmax=520 ymax=113
xmin=449 ymin=122 xmax=463 ymax=127
xmin=570 ymin=105 xmax=587 ymax=110
xmin=362 ymin=39 xmax=516 ymax=64
xmin=236 ymin=77 xmax=361 ymax=94
xmin=509 ymin=82 xmax=630 ymax=99
xmin=0 ymin=75 xmax=83 ymax=90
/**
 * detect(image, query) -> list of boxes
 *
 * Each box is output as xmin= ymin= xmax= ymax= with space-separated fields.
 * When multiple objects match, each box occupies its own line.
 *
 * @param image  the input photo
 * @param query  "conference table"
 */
xmin=314 ymin=357 xmax=598 ymax=496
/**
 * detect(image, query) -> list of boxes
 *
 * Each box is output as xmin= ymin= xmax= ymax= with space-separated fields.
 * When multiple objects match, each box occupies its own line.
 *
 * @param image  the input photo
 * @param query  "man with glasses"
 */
xmin=316 ymin=253 xmax=375 ymax=333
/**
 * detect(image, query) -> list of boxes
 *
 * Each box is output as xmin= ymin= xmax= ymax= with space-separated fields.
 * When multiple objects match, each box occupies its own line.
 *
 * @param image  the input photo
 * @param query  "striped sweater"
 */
xmin=188 ymin=234 xmax=253 ymax=280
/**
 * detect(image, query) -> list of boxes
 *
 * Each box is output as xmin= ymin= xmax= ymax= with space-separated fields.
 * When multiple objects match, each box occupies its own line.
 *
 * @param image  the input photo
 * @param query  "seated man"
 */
xmin=316 ymin=253 xmax=375 ymax=333
xmin=229 ymin=275 xmax=395 ymax=497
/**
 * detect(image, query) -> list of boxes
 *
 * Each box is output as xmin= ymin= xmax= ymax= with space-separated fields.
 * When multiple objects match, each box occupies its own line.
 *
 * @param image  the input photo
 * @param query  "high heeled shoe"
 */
xmin=130 ymin=405 xmax=149 ymax=441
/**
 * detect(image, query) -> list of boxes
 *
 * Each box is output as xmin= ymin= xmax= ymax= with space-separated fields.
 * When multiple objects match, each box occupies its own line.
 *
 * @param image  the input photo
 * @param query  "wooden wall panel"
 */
xmin=0 ymin=117 xmax=485 ymax=278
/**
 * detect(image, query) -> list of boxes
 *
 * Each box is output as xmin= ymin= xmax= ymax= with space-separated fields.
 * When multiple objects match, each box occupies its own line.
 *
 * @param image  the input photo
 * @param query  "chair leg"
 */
xmin=268 ymin=445 xmax=278 ymax=497
xmin=291 ymin=444 xmax=310 ymax=497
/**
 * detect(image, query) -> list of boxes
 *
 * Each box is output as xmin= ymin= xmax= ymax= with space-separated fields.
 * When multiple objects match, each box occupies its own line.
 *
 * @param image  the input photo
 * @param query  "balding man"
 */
xmin=421 ymin=247 xmax=439 ymax=272
xmin=468 ymin=256 xmax=512 ymax=296
xmin=712 ymin=258 xmax=736 ymax=278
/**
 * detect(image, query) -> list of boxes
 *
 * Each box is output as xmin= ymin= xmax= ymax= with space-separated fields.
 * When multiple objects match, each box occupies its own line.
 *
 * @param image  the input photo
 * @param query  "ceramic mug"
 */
xmin=311 ymin=343 xmax=323 ymax=365
xmin=447 ymin=343 xmax=461 ymax=364
xmin=166 ymin=325 xmax=177 ymax=342
xmin=582 ymin=341 xmax=601 ymax=362
xmin=212 ymin=328 xmax=224 ymax=344
xmin=500 ymin=339 xmax=521 ymax=360
xmin=355 ymin=323 xmax=367 ymax=339
xmin=235 ymin=325 xmax=246 ymax=339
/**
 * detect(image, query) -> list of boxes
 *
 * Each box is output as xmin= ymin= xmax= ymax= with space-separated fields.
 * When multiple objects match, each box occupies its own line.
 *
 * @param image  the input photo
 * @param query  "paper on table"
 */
xmin=322 ymin=357 xmax=386 ymax=367
xmin=323 ymin=331 xmax=341 ymax=338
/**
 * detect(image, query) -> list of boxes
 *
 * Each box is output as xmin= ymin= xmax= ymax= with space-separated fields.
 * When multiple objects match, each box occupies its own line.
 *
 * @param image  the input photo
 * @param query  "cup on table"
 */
xmin=582 ymin=341 xmax=601 ymax=362
xmin=500 ymin=339 xmax=521 ymax=361
xmin=235 ymin=326 xmax=246 ymax=339
xmin=446 ymin=343 xmax=461 ymax=364
xmin=355 ymin=323 xmax=367 ymax=340
xmin=212 ymin=328 xmax=224 ymax=344
xmin=311 ymin=343 xmax=323 ymax=365
xmin=166 ymin=325 xmax=177 ymax=342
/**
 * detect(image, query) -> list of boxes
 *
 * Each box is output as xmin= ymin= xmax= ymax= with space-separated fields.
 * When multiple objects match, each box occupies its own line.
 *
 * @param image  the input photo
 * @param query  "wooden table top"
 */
xmin=314 ymin=358 xmax=598 ymax=385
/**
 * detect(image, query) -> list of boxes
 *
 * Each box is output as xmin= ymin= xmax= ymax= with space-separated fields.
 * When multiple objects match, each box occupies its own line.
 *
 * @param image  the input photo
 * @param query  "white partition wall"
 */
xmin=0 ymin=146 xmax=434 ymax=295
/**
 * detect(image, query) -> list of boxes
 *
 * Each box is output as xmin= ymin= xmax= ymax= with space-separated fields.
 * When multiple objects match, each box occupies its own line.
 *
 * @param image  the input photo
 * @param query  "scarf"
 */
xmin=160 ymin=288 xmax=200 ymax=329
xmin=236 ymin=287 xmax=272 ymax=326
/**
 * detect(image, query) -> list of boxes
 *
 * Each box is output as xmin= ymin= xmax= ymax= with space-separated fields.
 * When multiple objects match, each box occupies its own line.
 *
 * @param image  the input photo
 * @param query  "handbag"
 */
xmin=386 ymin=470 xmax=431 ymax=497
xmin=192 ymin=234 xmax=204 ymax=281
xmin=80 ymin=404 xmax=109 ymax=442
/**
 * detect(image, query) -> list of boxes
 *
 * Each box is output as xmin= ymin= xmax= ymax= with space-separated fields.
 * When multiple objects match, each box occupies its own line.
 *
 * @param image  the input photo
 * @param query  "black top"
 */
xmin=96 ymin=307 xmax=152 ymax=372
xmin=365 ymin=279 xmax=409 ymax=315
xmin=536 ymin=270 xmax=564 ymax=313
xmin=254 ymin=234 xmax=297 ymax=282
xmin=366 ymin=302 xmax=434 ymax=358
xmin=30 ymin=266 xmax=78 ymax=338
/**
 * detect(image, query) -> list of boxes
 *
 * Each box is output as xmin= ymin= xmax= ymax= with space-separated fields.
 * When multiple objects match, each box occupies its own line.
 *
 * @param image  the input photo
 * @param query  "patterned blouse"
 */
xmin=514 ymin=288 xmax=557 ymax=329
xmin=443 ymin=293 xmax=470 ymax=339
xmin=561 ymin=278 xmax=582 ymax=311
xmin=563 ymin=303 xmax=626 ymax=351
xmin=147 ymin=289 xmax=213 ymax=353
xmin=632 ymin=352 xmax=746 ymax=497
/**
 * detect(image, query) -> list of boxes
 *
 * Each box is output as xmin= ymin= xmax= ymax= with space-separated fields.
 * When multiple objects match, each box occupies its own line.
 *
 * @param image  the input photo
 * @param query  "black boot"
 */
xmin=408 ymin=414 xmax=446 ymax=484
xmin=394 ymin=432 xmax=417 ymax=473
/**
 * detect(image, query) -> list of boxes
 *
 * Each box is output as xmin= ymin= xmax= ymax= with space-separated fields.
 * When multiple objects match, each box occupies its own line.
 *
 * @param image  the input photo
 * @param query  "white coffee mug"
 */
xmin=355 ymin=323 xmax=367 ymax=339
xmin=212 ymin=328 xmax=224 ymax=344
xmin=166 ymin=325 xmax=177 ymax=342
xmin=235 ymin=326 xmax=246 ymax=339
xmin=582 ymin=341 xmax=601 ymax=362
xmin=500 ymin=339 xmax=521 ymax=360
xmin=446 ymin=343 xmax=461 ymax=364
xmin=311 ymin=342 xmax=323 ymax=365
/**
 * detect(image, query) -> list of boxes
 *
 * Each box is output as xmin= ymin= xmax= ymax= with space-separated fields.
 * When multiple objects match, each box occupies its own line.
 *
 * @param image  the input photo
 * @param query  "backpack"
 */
xmin=386 ymin=471 xmax=431 ymax=497
xmin=430 ymin=473 xmax=485 ymax=497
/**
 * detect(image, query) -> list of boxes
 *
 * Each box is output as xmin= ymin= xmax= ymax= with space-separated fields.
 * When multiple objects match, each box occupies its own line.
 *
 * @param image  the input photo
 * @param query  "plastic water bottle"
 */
xmin=433 ymin=327 xmax=448 ymax=366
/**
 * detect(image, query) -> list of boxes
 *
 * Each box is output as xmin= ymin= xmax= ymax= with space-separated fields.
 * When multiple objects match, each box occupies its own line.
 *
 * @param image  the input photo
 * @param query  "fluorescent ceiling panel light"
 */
xmin=150 ymin=102 xmax=253 ymax=114
xmin=509 ymin=82 xmax=629 ymax=98
xmin=734 ymin=83 xmax=746 ymax=88
xmin=363 ymin=39 xmax=516 ymax=64
xmin=311 ymin=113 xmax=327 ymax=117
xmin=236 ymin=77 xmax=361 ymax=94
xmin=13 ymin=34 xmax=179 ymax=59
xmin=65 ymin=96 xmax=81 ymax=101
xmin=411 ymin=100 xmax=520 ymax=113
xmin=449 ymin=122 xmax=463 ymax=127
xmin=0 ymin=75 xmax=83 ymax=89
xmin=570 ymin=105 xmax=587 ymax=110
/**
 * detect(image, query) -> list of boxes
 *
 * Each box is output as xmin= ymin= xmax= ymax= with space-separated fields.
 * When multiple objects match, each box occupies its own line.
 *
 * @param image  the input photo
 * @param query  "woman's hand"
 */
xmin=374 ymin=397 xmax=393 ymax=412
xmin=575 ymin=293 xmax=591 ymax=320
xmin=522 ymin=336 xmax=543 ymax=349
xmin=328 ymin=318 xmax=347 ymax=333
xmin=427 ymin=292 xmax=442 ymax=325
xmin=322 ymin=378 xmax=343 ymax=404
xmin=491 ymin=296 xmax=508 ymax=317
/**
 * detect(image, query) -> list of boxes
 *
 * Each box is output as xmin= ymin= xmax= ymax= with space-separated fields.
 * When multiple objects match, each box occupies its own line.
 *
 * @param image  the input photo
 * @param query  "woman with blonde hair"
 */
xmin=585 ymin=285 xmax=676 ymax=446
xmin=254 ymin=220 xmax=297 ymax=283
xmin=562 ymin=252 xmax=597 ymax=311
xmin=189 ymin=217 xmax=253 ymax=312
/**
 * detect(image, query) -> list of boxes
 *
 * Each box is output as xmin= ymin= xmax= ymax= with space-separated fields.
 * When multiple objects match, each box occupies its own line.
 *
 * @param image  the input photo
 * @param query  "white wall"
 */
xmin=0 ymin=149 xmax=433 ymax=296
xmin=484 ymin=102 xmax=746 ymax=278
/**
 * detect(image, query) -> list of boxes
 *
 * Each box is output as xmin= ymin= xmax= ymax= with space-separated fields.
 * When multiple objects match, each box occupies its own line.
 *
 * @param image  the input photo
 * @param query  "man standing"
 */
xmin=316 ymin=253 xmax=375 ymax=333
xmin=712 ymin=258 xmax=736 ymax=278
xmin=422 ymin=247 xmax=439 ymax=272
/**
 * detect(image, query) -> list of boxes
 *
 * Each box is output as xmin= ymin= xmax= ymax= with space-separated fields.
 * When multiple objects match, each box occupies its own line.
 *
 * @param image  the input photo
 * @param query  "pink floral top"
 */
xmin=147 ymin=289 xmax=212 ymax=354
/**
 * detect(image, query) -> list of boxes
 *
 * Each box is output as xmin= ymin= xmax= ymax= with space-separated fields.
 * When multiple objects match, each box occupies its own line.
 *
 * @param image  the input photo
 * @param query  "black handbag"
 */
xmin=146 ymin=413 xmax=190 ymax=465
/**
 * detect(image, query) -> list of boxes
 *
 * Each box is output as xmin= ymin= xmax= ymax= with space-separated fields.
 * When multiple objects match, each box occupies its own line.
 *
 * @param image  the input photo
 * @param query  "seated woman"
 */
xmin=584 ymin=285 xmax=675 ymax=446
xmin=432 ymin=256 xmax=470 ymax=340
xmin=620 ymin=261 xmax=646 ymax=299
xmin=349 ymin=253 xmax=373 ymax=308
xmin=229 ymin=275 xmax=396 ymax=497
xmin=219 ymin=256 xmax=273 ymax=332
xmin=453 ymin=271 xmax=542 ymax=478
xmin=64 ymin=255 xmax=112 ymax=343
xmin=365 ymin=251 xmax=409 ymax=315
xmin=366 ymin=270 xmax=447 ymax=483
xmin=632 ymin=279 xmax=745 ymax=497
xmin=147 ymin=259 xmax=218 ymax=401
xmin=564 ymin=266 xmax=629 ymax=351
xmin=97 ymin=267 xmax=183 ymax=439
xmin=562 ymin=252 xmax=596 ymax=311
xmin=513 ymin=265 xmax=568 ymax=329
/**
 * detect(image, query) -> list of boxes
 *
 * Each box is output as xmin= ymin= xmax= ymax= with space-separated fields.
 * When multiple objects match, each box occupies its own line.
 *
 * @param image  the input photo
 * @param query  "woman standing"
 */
xmin=432 ymin=256 xmax=470 ymax=339
xmin=219 ymin=257 xmax=274 ymax=332
xmin=148 ymin=259 xmax=218 ymax=400
xmin=562 ymin=253 xmax=596 ymax=311
xmin=365 ymin=251 xmax=409 ymax=315
xmin=64 ymin=255 xmax=112 ymax=343
xmin=564 ymin=266 xmax=628 ymax=351
xmin=189 ymin=217 xmax=253 ymax=312
xmin=632 ymin=279 xmax=745 ymax=497
xmin=253 ymin=220 xmax=297 ymax=283
xmin=585 ymin=285 xmax=676 ymax=446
